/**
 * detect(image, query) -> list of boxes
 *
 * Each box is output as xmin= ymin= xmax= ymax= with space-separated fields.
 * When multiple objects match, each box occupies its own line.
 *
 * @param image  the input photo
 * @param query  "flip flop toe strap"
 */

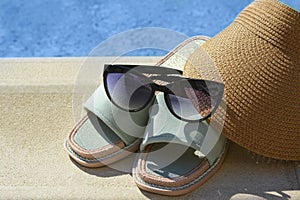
xmin=84 ymin=84 xmax=153 ymax=145
xmin=140 ymin=93 xmax=226 ymax=165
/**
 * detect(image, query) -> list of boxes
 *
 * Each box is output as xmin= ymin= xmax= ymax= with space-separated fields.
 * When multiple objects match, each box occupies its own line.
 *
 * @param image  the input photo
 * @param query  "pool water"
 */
xmin=0 ymin=0 xmax=253 ymax=57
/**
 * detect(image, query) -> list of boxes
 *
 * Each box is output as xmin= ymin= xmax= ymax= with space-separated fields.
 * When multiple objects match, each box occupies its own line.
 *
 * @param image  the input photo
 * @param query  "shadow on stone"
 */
xmin=138 ymin=142 xmax=298 ymax=200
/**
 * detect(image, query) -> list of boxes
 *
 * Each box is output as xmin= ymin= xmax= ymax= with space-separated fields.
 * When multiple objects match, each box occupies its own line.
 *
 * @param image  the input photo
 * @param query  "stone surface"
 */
xmin=295 ymin=162 xmax=300 ymax=190
xmin=0 ymin=58 xmax=299 ymax=199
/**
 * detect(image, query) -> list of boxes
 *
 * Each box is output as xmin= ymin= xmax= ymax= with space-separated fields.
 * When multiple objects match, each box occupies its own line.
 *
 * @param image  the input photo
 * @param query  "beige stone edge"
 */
xmin=0 ymin=57 xmax=162 ymax=94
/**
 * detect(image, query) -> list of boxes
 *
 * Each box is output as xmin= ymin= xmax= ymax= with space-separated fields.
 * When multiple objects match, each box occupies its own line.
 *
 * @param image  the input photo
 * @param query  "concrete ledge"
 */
xmin=0 ymin=57 xmax=299 ymax=199
xmin=0 ymin=57 xmax=161 ymax=93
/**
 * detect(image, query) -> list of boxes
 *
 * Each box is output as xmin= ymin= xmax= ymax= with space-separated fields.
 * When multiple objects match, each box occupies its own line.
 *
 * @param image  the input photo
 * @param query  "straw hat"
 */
xmin=184 ymin=0 xmax=300 ymax=160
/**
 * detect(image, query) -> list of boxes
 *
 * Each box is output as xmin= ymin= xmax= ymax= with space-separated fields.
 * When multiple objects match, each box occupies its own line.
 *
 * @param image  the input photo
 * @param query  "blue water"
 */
xmin=0 ymin=0 xmax=253 ymax=57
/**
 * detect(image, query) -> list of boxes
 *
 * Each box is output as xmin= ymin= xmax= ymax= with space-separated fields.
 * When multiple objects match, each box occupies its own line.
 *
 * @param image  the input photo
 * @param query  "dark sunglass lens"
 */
xmin=168 ymin=87 xmax=216 ymax=121
xmin=106 ymin=73 xmax=153 ymax=111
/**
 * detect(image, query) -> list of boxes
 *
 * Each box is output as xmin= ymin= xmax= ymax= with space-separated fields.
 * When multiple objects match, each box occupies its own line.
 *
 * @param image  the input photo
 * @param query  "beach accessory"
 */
xmin=133 ymin=93 xmax=227 ymax=196
xmin=103 ymin=64 xmax=224 ymax=121
xmin=132 ymin=37 xmax=228 ymax=196
xmin=64 ymin=83 xmax=152 ymax=167
xmin=65 ymin=36 xmax=228 ymax=169
xmin=184 ymin=0 xmax=300 ymax=160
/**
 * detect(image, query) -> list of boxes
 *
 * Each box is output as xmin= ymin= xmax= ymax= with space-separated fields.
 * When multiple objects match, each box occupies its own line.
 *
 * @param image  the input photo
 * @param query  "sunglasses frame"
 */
xmin=103 ymin=64 xmax=224 ymax=122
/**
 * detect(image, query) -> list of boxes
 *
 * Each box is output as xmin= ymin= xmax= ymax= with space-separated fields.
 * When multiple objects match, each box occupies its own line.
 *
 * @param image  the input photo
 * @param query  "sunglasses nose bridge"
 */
xmin=151 ymin=83 xmax=171 ymax=94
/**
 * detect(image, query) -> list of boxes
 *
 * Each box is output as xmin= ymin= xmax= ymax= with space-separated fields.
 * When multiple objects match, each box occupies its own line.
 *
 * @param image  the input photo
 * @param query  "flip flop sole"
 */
xmin=65 ymin=114 xmax=142 ymax=168
xmin=64 ymin=139 xmax=141 ymax=168
xmin=133 ymin=142 xmax=229 ymax=196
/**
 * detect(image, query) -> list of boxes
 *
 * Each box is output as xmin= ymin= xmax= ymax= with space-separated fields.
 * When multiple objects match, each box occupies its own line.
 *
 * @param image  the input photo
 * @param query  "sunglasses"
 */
xmin=103 ymin=64 xmax=224 ymax=122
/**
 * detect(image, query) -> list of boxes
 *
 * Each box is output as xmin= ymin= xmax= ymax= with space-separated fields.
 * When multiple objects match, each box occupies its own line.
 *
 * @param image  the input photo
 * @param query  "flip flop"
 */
xmin=65 ymin=36 xmax=211 ymax=168
xmin=65 ymin=84 xmax=154 ymax=167
xmin=132 ymin=37 xmax=228 ymax=196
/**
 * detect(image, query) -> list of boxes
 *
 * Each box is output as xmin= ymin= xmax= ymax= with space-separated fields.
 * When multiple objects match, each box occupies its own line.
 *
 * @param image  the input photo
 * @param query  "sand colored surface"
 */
xmin=0 ymin=58 xmax=299 ymax=199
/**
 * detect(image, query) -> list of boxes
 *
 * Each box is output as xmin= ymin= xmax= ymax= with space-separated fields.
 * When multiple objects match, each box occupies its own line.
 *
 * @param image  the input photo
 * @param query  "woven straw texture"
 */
xmin=184 ymin=0 xmax=300 ymax=160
